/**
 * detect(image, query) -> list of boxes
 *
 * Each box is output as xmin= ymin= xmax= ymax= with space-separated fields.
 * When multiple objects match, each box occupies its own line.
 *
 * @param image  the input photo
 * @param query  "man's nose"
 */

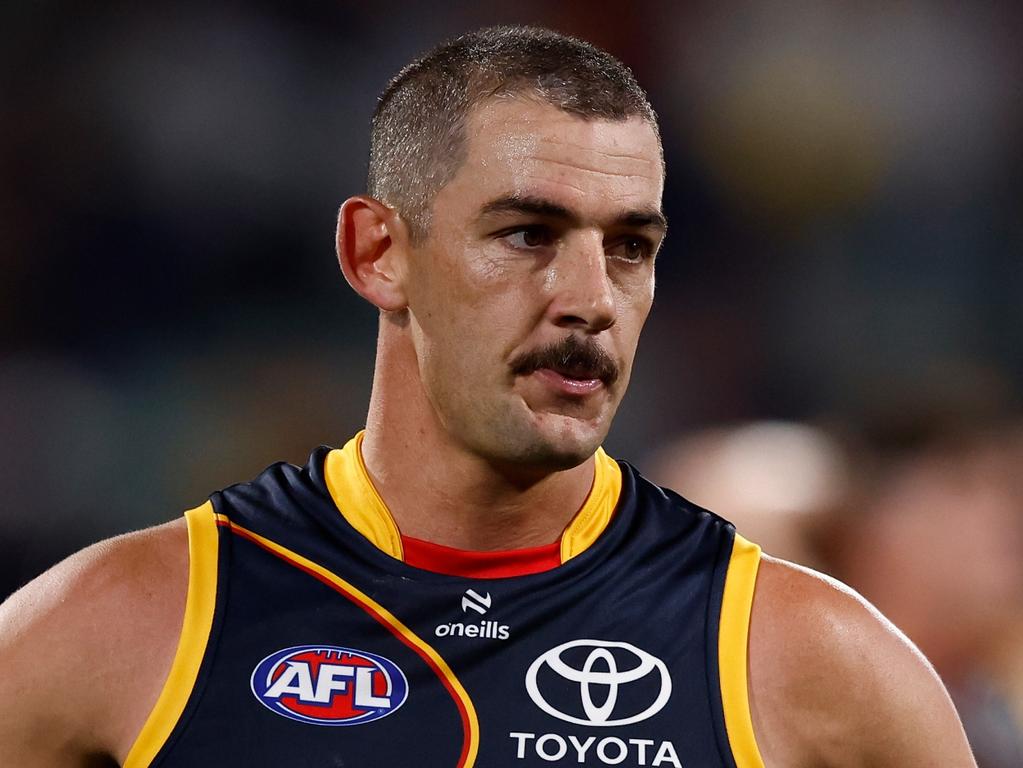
xmin=547 ymin=235 xmax=616 ymax=333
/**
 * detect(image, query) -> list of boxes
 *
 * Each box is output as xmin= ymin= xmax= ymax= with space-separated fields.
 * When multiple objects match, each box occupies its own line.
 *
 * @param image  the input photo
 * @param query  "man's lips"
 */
xmin=529 ymin=367 xmax=605 ymax=396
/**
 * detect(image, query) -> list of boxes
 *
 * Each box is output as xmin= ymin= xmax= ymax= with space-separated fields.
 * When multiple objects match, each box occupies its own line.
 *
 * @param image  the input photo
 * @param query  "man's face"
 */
xmin=401 ymin=98 xmax=665 ymax=470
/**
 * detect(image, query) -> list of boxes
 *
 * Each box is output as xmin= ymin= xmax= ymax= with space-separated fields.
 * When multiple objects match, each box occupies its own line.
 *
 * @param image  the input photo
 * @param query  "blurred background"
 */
xmin=2 ymin=1 xmax=1022 ymax=762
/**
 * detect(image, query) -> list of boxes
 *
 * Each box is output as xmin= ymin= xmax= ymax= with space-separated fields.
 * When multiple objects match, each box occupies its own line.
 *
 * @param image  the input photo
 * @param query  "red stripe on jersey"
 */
xmin=401 ymin=535 xmax=561 ymax=578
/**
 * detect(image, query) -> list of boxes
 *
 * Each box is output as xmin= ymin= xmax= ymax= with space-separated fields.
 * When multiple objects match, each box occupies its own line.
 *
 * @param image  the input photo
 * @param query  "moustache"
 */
xmin=510 ymin=335 xmax=619 ymax=386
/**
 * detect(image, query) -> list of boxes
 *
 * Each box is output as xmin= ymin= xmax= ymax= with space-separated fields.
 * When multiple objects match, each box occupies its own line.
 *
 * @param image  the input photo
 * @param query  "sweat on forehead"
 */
xmin=366 ymin=25 xmax=661 ymax=243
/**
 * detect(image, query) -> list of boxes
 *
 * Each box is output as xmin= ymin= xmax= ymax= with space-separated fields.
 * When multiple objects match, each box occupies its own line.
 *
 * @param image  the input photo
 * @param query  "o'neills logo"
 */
xmin=435 ymin=620 xmax=510 ymax=640
xmin=434 ymin=589 xmax=511 ymax=640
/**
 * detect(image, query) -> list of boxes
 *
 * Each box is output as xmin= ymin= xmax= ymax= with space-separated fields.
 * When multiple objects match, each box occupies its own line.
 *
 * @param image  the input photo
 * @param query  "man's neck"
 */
xmin=360 ymin=421 xmax=595 ymax=553
xmin=360 ymin=328 xmax=596 ymax=552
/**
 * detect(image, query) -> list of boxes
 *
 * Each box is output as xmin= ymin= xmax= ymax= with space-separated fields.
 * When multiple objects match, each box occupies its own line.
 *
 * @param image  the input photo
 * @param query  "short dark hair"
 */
xmin=368 ymin=26 xmax=660 ymax=242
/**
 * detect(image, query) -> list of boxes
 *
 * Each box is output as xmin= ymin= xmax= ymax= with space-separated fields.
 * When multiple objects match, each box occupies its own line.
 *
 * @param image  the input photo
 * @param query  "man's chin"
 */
xmin=511 ymin=411 xmax=609 ymax=470
xmin=460 ymin=395 xmax=615 ymax=473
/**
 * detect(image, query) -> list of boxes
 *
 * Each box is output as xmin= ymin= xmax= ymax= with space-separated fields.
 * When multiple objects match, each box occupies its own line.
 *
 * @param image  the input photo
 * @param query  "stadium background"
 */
xmin=2 ymin=2 xmax=1022 ymax=762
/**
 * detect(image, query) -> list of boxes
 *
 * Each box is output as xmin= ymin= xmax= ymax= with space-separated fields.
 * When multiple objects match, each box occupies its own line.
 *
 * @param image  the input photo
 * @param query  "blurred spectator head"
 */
xmin=824 ymin=380 xmax=1023 ymax=680
xmin=647 ymin=420 xmax=848 ymax=568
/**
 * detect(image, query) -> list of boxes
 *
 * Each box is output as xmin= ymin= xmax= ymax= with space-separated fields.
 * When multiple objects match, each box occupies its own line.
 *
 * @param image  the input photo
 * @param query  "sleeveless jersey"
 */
xmin=123 ymin=433 xmax=765 ymax=768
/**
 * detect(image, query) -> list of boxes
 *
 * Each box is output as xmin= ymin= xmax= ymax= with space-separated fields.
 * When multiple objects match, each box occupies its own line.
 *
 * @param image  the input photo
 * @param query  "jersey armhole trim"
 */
xmin=123 ymin=501 xmax=219 ymax=768
xmin=719 ymin=533 xmax=766 ymax=768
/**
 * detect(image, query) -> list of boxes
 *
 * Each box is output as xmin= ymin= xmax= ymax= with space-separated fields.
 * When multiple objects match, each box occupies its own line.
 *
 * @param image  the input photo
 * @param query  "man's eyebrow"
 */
xmin=618 ymin=208 xmax=668 ymax=234
xmin=477 ymin=194 xmax=667 ymax=234
xmin=478 ymin=194 xmax=579 ymax=224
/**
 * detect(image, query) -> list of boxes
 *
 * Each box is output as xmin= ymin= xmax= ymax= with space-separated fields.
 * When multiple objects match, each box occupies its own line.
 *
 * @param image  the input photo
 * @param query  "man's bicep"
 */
xmin=748 ymin=556 xmax=977 ymax=768
xmin=844 ymin=604 xmax=977 ymax=767
xmin=0 ymin=521 xmax=188 ymax=766
xmin=0 ymin=544 xmax=112 ymax=764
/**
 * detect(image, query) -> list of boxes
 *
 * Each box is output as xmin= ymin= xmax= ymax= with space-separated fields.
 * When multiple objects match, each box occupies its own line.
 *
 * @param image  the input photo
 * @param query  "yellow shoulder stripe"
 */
xmin=124 ymin=502 xmax=220 ymax=768
xmin=560 ymin=448 xmax=622 ymax=563
xmin=718 ymin=533 xmax=766 ymax=768
xmin=323 ymin=431 xmax=404 ymax=560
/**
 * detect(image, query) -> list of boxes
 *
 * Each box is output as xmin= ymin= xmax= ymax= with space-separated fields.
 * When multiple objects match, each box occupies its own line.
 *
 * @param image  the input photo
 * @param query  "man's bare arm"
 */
xmin=0 ymin=521 xmax=188 ymax=767
xmin=748 ymin=555 xmax=977 ymax=768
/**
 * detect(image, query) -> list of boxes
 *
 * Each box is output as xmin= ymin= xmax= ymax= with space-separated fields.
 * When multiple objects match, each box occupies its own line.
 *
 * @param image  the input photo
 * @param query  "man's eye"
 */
xmin=608 ymin=237 xmax=653 ymax=263
xmin=503 ymin=226 xmax=555 ymax=249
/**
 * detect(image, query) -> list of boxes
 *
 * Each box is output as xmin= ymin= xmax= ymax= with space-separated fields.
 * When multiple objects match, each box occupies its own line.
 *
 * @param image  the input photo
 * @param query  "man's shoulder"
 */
xmin=0 ymin=520 xmax=188 ymax=765
xmin=748 ymin=555 xmax=976 ymax=768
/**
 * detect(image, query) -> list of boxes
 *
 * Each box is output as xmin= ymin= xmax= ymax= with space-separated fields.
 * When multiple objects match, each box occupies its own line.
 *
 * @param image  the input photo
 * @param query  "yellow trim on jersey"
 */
xmin=324 ymin=431 xmax=622 ymax=565
xmin=324 ymin=431 xmax=404 ymax=559
xmin=214 ymin=513 xmax=480 ymax=768
xmin=124 ymin=502 xmax=219 ymax=768
xmin=718 ymin=533 xmax=766 ymax=768
xmin=560 ymin=448 xmax=622 ymax=563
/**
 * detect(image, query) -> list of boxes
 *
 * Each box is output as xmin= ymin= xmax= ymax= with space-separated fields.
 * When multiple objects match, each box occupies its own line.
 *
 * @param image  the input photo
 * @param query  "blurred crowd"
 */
xmin=648 ymin=396 xmax=1023 ymax=766
xmin=2 ymin=1 xmax=1022 ymax=763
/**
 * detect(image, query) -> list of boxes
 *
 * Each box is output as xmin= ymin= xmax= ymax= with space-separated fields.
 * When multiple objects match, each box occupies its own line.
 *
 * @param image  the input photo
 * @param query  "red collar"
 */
xmin=400 ymin=535 xmax=562 ymax=578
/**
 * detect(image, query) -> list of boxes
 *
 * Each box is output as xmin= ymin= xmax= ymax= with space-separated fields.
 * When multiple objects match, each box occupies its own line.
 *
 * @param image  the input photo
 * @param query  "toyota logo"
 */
xmin=525 ymin=640 xmax=672 ymax=726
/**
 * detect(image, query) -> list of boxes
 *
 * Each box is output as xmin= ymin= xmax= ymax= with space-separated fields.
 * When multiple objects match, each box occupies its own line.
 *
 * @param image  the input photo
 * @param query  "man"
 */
xmin=0 ymin=26 xmax=976 ymax=767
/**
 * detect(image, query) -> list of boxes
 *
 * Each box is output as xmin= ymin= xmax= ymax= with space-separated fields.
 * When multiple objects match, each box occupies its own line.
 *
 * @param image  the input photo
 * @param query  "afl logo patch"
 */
xmin=251 ymin=645 xmax=408 ymax=726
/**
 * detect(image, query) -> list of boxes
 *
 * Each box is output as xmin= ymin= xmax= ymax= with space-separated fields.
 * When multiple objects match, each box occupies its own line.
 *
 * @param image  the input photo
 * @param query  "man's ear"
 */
xmin=336 ymin=196 xmax=409 ymax=311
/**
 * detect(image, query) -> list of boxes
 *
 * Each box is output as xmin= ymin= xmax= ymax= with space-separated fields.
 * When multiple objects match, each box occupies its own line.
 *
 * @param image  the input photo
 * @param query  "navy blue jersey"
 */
xmin=124 ymin=434 xmax=765 ymax=768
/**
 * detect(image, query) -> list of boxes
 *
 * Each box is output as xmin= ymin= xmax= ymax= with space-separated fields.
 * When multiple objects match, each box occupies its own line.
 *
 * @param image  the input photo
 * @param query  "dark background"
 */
xmin=2 ymin=0 xmax=1021 ymax=598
